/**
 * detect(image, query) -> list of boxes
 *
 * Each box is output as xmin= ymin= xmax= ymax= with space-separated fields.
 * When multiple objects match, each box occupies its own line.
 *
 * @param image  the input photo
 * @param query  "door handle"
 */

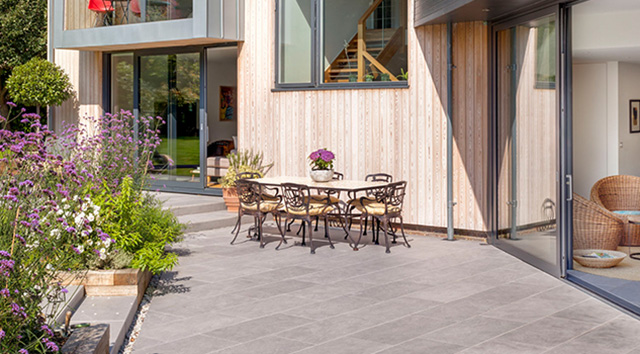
xmin=566 ymin=175 xmax=573 ymax=201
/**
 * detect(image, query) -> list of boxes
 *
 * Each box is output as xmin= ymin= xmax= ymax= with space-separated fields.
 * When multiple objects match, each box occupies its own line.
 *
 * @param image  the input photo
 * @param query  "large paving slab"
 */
xmin=132 ymin=222 xmax=640 ymax=354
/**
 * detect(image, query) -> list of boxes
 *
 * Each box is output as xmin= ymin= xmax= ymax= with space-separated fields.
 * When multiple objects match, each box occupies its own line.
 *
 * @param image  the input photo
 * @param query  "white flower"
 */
xmin=87 ymin=239 xmax=93 ymax=246
xmin=102 ymin=238 xmax=111 ymax=248
xmin=77 ymin=245 xmax=85 ymax=254
xmin=99 ymin=248 xmax=107 ymax=260
xmin=86 ymin=213 xmax=95 ymax=222
xmin=51 ymin=229 xmax=60 ymax=237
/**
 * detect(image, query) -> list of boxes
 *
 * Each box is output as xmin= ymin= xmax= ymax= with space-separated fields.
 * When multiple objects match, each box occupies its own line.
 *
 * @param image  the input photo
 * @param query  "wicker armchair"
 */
xmin=591 ymin=175 xmax=640 ymax=246
xmin=573 ymin=194 xmax=623 ymax=250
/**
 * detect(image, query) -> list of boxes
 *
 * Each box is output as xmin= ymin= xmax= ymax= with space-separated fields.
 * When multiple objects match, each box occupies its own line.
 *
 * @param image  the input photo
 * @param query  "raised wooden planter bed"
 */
xmin=56 ymin=268 xmax=152 ymax=304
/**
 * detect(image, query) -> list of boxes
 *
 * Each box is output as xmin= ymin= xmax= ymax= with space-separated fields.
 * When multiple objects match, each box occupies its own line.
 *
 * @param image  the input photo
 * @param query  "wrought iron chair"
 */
xmin=353 ymin=181 xmax=409 ymax=253
xmin=230 ymin=179 xmax=285 ymax=249
xmin=346 ymin=173 xmax=393 ymax=242
xmin=288 ymin=171 xmax=344 ymax=233
xmin=230 ymin=171 xmax=277 ymax=236
xmin=280 ymin=183 xmax=337 ymax=254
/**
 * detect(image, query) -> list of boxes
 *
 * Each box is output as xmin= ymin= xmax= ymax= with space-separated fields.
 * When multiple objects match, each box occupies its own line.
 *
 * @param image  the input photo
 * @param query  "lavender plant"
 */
xmin=0 ymin=105 xmax=182 ymax=353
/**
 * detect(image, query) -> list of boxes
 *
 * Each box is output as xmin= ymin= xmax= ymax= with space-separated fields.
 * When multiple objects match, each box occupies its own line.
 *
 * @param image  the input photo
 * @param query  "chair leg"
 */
xmin=324 ymin=217 xmax=335 ymax=249
xmin=296 ymin=222 xmax=304 ymax=236
xmin=230 ymin=211 xmax=243 ymax=245
xmin=277 ymin=216 xmax=288 ymax=250
xmin=258 ymin=214 xmax=265 ymax=249
xmin=363 ymin=217 xmax=368 ymax=236
xmin=315 ymin=216 xmax=319 ymax=232
xmin=308 ymin=220 xmax=315 ymax=254
xmin=274 ymin=214 xmax=287 ymax=245
xmin=381 ymin=217 xmax=391 ymax=254
xmin=374 ymin=219 xmax=380 ymax=245
xmin=287 ymin=219 xmax=295 ymax=232
xmin=353 ymin=215 xmax=365 ymax=251
xmin=230 ymin=209 xmax=242 ymax=234
xmin=399 ymin=216 xmax=410 ymax=248
xmin=301 ymin=222 xmax=306 ymax=246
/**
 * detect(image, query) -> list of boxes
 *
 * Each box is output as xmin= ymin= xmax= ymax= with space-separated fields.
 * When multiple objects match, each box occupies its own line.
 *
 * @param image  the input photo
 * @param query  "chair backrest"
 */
xmin=365 ymin=173 xmax=393 ymax=183
xmin=384 ymin=181 xmax=407 ymax=211
xmin=591 ymin=175 xmax=640 ymax=211
xmin=236 ymin=179 xmax=261 ymax=207
xmin=89 ymin=0 xmax=114 ymax=12
xmin=333 ymin=172 xmax=344 ymax=180
xmin=282 ymin=183 xmax=311 ymax=214
xmin=130 ymin=0 xmax=141 ymax=14
xmin=365 ymin=173 xmax=393 ymax=198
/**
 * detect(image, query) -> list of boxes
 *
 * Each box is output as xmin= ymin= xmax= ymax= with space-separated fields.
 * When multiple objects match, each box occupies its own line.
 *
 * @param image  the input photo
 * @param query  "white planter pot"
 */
xmin=310 ymin=169 xmax=334 ymax=182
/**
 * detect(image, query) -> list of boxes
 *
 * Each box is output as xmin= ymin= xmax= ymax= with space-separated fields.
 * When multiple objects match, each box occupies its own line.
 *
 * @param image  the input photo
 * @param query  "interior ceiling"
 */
xmin=414 ymin=0 xmax=560 ymax=26
xmin=573 ymin=0 xmax=640 ymax=65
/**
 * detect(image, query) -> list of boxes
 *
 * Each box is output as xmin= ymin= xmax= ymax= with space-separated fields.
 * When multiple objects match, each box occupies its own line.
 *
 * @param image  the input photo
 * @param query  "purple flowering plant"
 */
xmin=0 ymin=105 xmax=180 ymax=353
xmin=308 ymin=148 xmax=335 ymax=170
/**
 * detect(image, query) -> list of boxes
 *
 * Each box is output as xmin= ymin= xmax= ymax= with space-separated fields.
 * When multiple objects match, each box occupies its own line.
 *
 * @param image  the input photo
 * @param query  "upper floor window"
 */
xmin=276 ymin=0 xmax=408 ymax=88
xmin=65 ymin=0 xmax=193 ymax=30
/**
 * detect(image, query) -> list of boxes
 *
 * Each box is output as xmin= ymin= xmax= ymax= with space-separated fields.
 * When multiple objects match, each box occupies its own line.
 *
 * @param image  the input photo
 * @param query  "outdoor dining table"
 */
xmin=250 ymin=176 xmax=392 ymax=250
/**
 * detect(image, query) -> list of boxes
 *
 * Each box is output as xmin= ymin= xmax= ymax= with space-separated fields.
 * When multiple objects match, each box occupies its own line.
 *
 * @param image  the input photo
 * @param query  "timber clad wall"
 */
xmin=52 ymin=50 xmax=103 ymax=129
xmin=239 ymin=0 xmax=490 ymax=231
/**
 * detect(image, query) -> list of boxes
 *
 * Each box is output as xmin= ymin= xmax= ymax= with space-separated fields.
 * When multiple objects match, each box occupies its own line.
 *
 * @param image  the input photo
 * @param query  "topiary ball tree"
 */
xmin=6 ymin=57 xmax=73 ymax=118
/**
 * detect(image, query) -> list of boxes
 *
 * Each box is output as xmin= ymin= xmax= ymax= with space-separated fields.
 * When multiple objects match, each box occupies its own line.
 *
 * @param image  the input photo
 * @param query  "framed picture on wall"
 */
xmin=220 ymin=86 xmax=236 ymax=121
xmin=631 ymin=100 xmax=640 ymax=133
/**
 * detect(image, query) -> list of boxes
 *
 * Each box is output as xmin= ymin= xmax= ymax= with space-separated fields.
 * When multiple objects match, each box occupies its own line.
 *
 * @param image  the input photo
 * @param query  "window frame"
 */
xmin=274 ymin=0 xmax=409 ymax=91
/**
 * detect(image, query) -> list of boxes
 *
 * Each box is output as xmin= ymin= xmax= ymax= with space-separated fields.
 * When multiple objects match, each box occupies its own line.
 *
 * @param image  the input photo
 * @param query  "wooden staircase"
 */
xmin=324 ymin=0 xmax=405 ymax=83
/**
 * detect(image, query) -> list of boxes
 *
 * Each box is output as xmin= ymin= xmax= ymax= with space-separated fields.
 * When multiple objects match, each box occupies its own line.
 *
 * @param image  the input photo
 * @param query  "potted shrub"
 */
xmin=308 ymin=148 xmax=335 ymax=182
xmin=380 ymin=73 xmax=390 ymax=81
xmin=365 ymin=73 xmax=375 ymax=82
xmin=219 ymin=150 xmax=273 ymax=212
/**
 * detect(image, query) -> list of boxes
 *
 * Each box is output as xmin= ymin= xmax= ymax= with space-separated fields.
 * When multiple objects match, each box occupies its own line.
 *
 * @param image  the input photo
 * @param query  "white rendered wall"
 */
xmin=572 ymin=62 xmax=619 ymax=197
xmin=618 ymin=62 xmax=640 ymax=177
xmin=207 ymin=47 xmax=238 ymax=145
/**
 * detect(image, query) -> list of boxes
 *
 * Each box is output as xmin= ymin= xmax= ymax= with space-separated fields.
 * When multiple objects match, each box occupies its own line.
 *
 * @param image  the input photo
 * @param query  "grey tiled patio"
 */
xmin=132 ymin=223 xmax=640 ymax=354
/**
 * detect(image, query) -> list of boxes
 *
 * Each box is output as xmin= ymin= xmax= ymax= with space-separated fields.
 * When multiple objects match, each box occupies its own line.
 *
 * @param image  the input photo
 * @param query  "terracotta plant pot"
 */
xmin=223 ymin=187 xmax=240 ymax=213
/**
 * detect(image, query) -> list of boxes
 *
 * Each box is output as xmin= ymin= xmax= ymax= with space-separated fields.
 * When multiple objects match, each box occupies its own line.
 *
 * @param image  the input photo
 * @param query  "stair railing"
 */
xmin=357 ymin=0 xmax=398 ymax=82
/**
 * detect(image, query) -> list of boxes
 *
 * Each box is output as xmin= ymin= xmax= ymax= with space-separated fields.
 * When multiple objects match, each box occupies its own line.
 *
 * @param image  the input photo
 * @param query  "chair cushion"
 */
xmin=286 ymin=203 xmax=335 ymax=216
xmin=241 ymin=201 xmax=281 ymax=213
xmin=207 ymin=156 xmax=230 ymax=168
xmin=353 ymin=199 xmax=401 ymax=216
xmin=613 ymin=210 xmax=640 ymax=216
xmin=306 ymin=195 xmax=341 ymax=204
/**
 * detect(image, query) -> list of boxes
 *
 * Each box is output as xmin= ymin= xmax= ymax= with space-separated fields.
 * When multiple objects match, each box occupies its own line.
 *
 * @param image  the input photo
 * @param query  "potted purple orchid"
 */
xmin=308 ymin=148 xmax=335 ymax=182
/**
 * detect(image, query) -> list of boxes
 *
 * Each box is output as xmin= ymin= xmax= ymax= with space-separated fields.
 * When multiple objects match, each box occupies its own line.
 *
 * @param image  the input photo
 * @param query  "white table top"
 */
xmin=251 ymin=176 xmax=389 ymax=191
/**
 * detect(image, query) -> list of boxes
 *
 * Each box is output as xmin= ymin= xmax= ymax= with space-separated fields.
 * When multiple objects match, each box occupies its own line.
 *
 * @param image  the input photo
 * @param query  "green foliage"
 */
xmin=0 ymin=0 xmax=47 ymax=76
xmin=93 ymin=177 xmax=184 ymax=274
xmin=396 ymin=68 xmax=409 ymax=81
xmin=7 ymin=58 xmax=73 ymax=109
xmin=219 ymin=150 xmax=273 ymax=188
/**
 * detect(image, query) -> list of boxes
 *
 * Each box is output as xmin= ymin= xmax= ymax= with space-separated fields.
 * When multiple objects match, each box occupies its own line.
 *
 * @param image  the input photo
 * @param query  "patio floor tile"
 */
xmin=131 ymin=219 xmax=640 ymax=354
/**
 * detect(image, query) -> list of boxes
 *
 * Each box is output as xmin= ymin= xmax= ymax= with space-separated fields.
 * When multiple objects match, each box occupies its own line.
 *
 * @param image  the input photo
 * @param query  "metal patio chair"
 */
xmin=346 ymin=173 xmax=393 ymax=242
xmin=352 ymin=181 xmax=410 ymax=253
xmin=280 ymin=183 xmax=337 ymax=254
xmin=288 ymin=171 xmax=345 ymax=233
xmin=230 ymin=179 xmax=285 ymax=249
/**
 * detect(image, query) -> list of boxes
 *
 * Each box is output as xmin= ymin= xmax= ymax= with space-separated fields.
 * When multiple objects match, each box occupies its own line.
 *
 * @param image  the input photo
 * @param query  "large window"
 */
xmin=276 ymin=0 xmax=408 ymax=88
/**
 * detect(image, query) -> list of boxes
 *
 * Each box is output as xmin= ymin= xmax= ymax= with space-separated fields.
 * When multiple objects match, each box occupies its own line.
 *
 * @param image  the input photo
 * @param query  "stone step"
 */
xmin=43 ymin=285 xmax=85 ymax=327
xmin=158 ymin=193 xmax=227 ymax=217
xmin=71 ymin=295 xmax=138 ymax=354
xmin=178 ymin=209 xmax=248 ymax=233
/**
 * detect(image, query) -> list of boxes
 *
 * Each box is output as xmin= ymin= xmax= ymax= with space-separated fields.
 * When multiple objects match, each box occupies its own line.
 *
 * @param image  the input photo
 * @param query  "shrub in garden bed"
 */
xmin=0 ymin=105 xmax=183 ymax=353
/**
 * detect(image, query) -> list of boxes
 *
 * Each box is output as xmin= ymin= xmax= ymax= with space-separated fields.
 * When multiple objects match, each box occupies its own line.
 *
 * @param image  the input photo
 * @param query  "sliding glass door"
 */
xmin=138 ymin=51 xmax=204 ymax=189
xmin=494 ymin=10 xmax=562 ymax=276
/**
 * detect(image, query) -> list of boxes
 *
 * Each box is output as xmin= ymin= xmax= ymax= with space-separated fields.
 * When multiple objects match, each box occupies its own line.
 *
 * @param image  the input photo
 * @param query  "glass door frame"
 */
xmin=104 ymin=45 xmax=210 ymax=193
xmin=489 ymin=5 xmax=571 ymax=278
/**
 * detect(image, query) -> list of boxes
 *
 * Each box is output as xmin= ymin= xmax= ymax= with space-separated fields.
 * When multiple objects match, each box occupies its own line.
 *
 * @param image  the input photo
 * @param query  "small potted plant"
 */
xmin=219 ymin=150 xmax=273 ymax=212
xmin=308 ymin=148 xmax=335 ymax=182
xmin=365 ymin=73 xmax=375 ymax=82
xmin=380 ymin=73 xmax=390 ymax=81
xmin=397 ymin=68 xmax=409 ymax=81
